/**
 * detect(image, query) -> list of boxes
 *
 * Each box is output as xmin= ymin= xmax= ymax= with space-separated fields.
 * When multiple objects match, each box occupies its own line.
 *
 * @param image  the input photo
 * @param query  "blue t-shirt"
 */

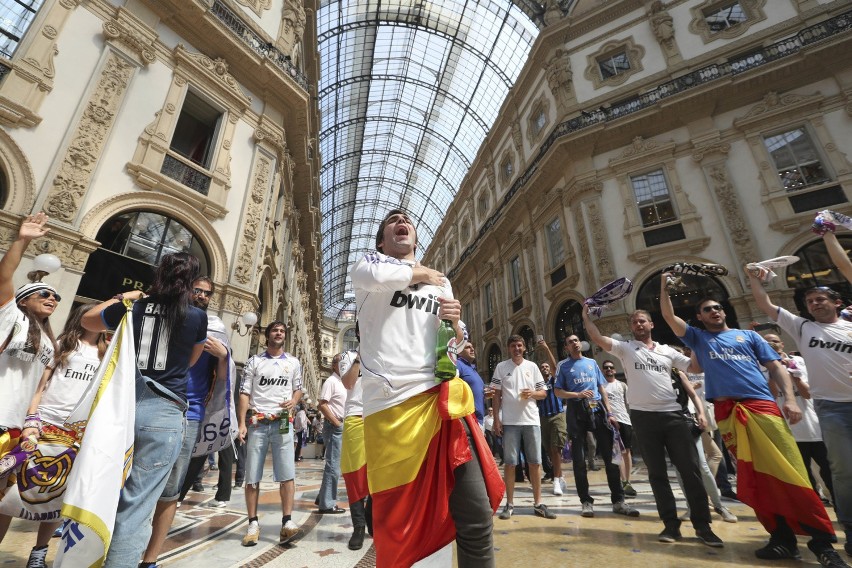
xmin=537 ymin=375 xmax=564 ymax=417
xmin=457 ymin=357 xmax=485 ymax=424
xmin=554 ymin=357 xmax=606 ymax=401
xmin=102 ymin=298 xmax=207 ymax=402
xmin=185 ymin=351 xmax=215 ymax=421
xmin=681 ymin=326 xmax=779 ymax=402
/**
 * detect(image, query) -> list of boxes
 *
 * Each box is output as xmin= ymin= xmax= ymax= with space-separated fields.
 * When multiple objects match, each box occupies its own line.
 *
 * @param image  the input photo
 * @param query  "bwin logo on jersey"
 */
xmin=259 ymin=376 xmax=289 ymax=387
xmin=390 ymin=290 xmax=441 ymax=315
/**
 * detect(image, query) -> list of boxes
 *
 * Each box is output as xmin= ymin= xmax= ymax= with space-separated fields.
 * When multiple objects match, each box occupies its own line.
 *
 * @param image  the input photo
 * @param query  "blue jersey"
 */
xmin=457 ymin=357 xmax=485 ymax=424
xmin=554 ymin=357 xmax=606 ymax=401
xmin=681 ymin=326 xmax=779 ymax=402
xmin=537 ymin=375 xmax=564 ymax=417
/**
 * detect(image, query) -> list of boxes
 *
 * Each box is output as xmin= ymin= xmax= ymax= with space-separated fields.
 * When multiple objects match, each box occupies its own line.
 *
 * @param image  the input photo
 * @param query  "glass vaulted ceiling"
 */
xmin=318 ymin=0 xmax=539 ymax=320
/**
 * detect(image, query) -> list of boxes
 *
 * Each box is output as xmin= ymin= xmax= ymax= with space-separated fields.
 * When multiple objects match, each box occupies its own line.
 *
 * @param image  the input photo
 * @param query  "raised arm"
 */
xmin=536 ymin=339 xmax=557 ymax=371
xmin=746 ymin=267 xmax=780 ymax=322
xmin=581 ymin=304 xmax=614 ymax=352
xmin=823 ymin=232 xmax=852 ymax=284
xmin=0 ymin=213 xmax=50 ymax=305
xmin=659 ymin=272 xmax=688 ymax=337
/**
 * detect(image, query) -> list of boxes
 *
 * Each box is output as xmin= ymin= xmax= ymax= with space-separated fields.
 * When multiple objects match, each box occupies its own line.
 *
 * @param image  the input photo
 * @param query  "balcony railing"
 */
xmin=210 ymin=0 xmax=309 ymax=92
xmin=448 ymin=9 xmax=852 ymax=279
xmin=161 ymin=154 xmax=212 ymax=195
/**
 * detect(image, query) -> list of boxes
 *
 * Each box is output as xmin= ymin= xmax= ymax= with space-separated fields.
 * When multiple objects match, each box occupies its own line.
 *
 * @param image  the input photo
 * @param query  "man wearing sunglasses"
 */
xmin=748 ymin=272 xmax=852 ymax=562
xmin=661 ymin=275 xmax=847 ymax=568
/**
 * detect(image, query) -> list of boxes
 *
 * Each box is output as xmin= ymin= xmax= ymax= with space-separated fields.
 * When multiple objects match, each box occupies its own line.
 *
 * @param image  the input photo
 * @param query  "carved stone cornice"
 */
xmin=102 ymin=9 xmax=158 ymax=67
xmin=691 ymin=142 xmax=731 ymax=163
xmin=173 ymin=44 xmax=252 ymax=111
xmin=733 ymin=91 xmax=823 ymax=131
xmin=608 ymin=136 xmax=675 ymax=170
xmin=233 ymin=0 xmax=272 ymax=16
xmin=254 ymin=124 xmax=289 ymax=162
xmin=563 ymin=180 xmax=602 ymax=204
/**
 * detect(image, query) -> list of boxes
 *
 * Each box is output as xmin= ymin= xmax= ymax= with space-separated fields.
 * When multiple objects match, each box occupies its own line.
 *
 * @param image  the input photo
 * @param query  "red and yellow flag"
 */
xmin=716 ymin=399 xmax=834 ymax=537
xmin=365 ymin=378 xmax=503 ymax=568
xmin=341 ymin=415 xmax=369 ymax=505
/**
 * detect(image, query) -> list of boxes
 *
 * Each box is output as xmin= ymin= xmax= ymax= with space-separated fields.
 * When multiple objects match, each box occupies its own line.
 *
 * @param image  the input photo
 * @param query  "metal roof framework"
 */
xmin=318 ymin=0 xmax=539 ymax=320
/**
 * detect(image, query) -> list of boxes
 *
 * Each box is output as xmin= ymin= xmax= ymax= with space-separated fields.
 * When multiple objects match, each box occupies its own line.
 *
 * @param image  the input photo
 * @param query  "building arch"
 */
xmin=544 ymin=291 xmax=586 ymax=360
xmin=0 ymin=130 xmax=36 ymax=213
xmin=485 ymin=342 xmax=502 ymax=383
xmin=79 ymin=193 xmax=229 ymax=284
xmin=781 ymin=235 xmax=852 ymax=317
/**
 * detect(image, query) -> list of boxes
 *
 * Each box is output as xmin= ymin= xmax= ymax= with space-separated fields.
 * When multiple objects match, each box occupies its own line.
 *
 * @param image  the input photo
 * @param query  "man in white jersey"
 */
xmin=339 ymin=347 xmax=371 ymax=550
xmin=748 ymin=272 xmax=852 ymax=556
xmin=350 ymin=209 xmax=501 ymax=568
xmin=600 ymin=359 xmax=635 ymax=497
xmin=582 ymin=306 xmax=723 ymax=547
xmin=491 ymin=335 xmax=555 ymax=520
xmin=316 ymin=353 xmax=347 ymax=513
xmin=237 ymin=321 xmax=303 ymax=547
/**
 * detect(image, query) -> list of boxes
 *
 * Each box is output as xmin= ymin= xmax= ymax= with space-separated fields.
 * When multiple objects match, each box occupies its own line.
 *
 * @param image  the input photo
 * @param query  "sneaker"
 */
xmin=192 ymin=481 xmax=204 ymax=492
xmin=498 ymin=503 xmax=514 ymax=520
xmin=280 ymin=520 xmax=300 ymax=544
xmin=622 ymin=481 xmax=637 ymax=497
xmin=553 ymin=479 xmax=563 ymax=496
xmin=755 ymin=542 xmax=801 ymax=560
xmin=581 ymin=502 xmax=594 ymax=518
xmin=176 ymin=500 xmax=182 ymax=508
xmin=26 ymin=546 xmax=47 ymax=568
xmin=658 ymin=527 xmax=682 ymax=543
xmin=697 ymin=528 xmax=724 ymax=548
xmin=714 ymin=505 xmax=737 ymax=523
xmin=208 ymin=500 xmax=228 ymax=508
xmin=242 ymin=520 xmax=260 ymax=547
xmin=815 ymin=549 xmax=851 ymax=568
xmin=210 ymin=464 xmax=218 ymax=471
xmin=560 ymin=478 xmax=569 ymax=493
xmin=234 ymin=480 xmax=243 ymax=488
xmin=534 ymin=503 xmax=557 ymax=519
xmin=612 ymin=501 xmax=640 ymax=517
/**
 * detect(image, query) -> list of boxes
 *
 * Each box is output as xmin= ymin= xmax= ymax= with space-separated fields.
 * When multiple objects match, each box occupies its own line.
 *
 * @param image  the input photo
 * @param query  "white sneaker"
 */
xmin=560 ymin=478 xmax=569 ymax=493
xmin=242 ymin=520 xmax=260 ymax=546
xmin=280 ymin=520 xmax=300 ymax=543
xmin=553 ymin=478 xmax=563 ymax=496
xmin=208 ymin=500 xmax=228 ymax=508
xmin=715 ymin=505 xmax=738 ymax=523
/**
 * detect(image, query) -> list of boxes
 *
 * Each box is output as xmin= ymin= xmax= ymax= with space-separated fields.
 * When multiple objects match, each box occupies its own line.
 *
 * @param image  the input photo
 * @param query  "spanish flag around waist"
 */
xmin=365 ymin=378 xmax=504 ymax=568
xmin=715 ymin=398 xmax=835 ymax=538
xmin=341 ymin=415 xmax=368 ymax=505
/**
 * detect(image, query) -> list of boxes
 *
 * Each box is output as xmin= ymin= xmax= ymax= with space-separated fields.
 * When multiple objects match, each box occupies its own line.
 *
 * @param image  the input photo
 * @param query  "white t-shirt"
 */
xmin=776 ymin=307 xmax=852 ymax=402
xmin=490 ymin=358 xmax=545 ymax=426
xmin=483 ymin=414 xmax=494 ymax=432
xmin=773 ymin=357 xmax=822 ymax=442
xmin=0 ymin=298 xmax=54 ymax=428
xmin=320 ymin=373 xmax=346 ymax=421
xmin=241 ymin=351 xmax=302 ymax=415
xmin=40 ymin=342 xmax=101 ymax=427
xmin=351 ymin=252 xmax=453 ymax=417
xmin=604 ymin=379 xmax=630 ymax=425
xmin=609 ymin=340 xmax=690 ymax=412
xmin=340 ymin=350 xmax=363 ymax=417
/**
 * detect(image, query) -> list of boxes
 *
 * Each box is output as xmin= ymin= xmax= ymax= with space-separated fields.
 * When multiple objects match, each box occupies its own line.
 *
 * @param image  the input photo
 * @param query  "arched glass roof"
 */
xmin=318 ymin=0 xmax=540 ymax=320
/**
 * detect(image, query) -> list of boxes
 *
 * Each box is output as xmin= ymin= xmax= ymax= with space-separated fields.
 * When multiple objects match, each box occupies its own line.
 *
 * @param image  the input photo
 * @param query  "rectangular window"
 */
xmin=509 ymin=256 xmax=521 ymax=298
xmin=630 ymin=169 xmax=677 ymax=227
xmin=704 ymin=2 xmax=747 ymax=32
xmin=483 ymin=282 xmax=494 ymax=318
xmin=598 ymin=51 xmax=630 ymax=80
xmin=0 ymin=0 xmax=43 ymax=58
xmin=545 ymin=217 xmax=565 ymax=268
xmin=763 ymin=128 xmax=831 ymax=191
xmin=171 ymin=90 xmax=223 ymax=169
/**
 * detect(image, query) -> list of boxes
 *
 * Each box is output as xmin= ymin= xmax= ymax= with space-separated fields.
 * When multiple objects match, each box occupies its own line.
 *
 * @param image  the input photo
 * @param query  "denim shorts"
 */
xmin=160 ymin=419 xmax=201 ymax=501
xmin=245 ymin=421 xmax=295 ymax=485
xmin=502 ymin=424 xmax=542 ymax=466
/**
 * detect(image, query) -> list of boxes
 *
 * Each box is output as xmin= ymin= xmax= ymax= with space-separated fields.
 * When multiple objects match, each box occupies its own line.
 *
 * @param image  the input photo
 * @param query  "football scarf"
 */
xmin=745 ymin=256 xmax=800 ymax=283
xmin=584 ymin=277 xmax=634 ymax=318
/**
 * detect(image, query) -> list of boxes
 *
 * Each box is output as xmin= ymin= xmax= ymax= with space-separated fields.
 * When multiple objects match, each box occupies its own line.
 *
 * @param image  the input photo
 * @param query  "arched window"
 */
xmin=517 ymin=325 xmax=535 ymax=360
xmin=487 ymin=343 xmax=502 ymax=383
xmin=635 ymin=271 xmax=735 ymax=347
xmin=79 ymin=211 xmax=210 ymax=301
xmin=554 ymin=300 xmax=587 ymax=360
xmin=788 ymin=237 xmax=852 ymax=316
xmin=342 ymin=327 xmax=359 ymax=351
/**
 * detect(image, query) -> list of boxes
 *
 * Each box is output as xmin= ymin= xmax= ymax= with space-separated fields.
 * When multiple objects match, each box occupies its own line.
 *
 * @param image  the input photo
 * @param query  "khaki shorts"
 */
xmin=540 ymin=412 xmax=567 ymax=451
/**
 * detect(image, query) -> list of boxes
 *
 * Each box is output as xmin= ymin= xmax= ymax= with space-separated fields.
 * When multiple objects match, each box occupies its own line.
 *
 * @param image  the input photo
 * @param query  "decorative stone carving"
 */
xmin=734 ymin=91 xmax=822 ymax=126
xmin=176 ymin=46 xmax=252 ymax=106
xmin=254 ymin=126 xmax=289 ymax=162
xmin=235 ymin=157 xmax=272 ymax=284
xmin=102 ymin=13 xmax=157 ymax=66
xmin=511 ymin=119 xmax=522 ymax=154
xmin=545 ymin=48 xmax=574 ymax=115
xmin=280 ymin=0 xmax=307 ymax=61
xmin=691 ymin=142 xmax=730 ymax=162
xmin=617 ymin=136 xmax=659 ymax=160
xmin=689 ymin=0 xmax=767 ymax=43
xmin=705 ymin=162 xmax=758 ymax=267
xmin=648 ymin=1 xmax=681 ymax=64
xmin=234 ymin=0 xmax=272 ymax=16
xmin=572 ymin=205 xmax=595 ymax=293
xmin=584 ymin=37 xmax=645 ymax=89
xmin=542 ymin=0 xmax=564 ymax=26
xmin=587 ymin=199 xmax=614 ymax=284
xmin=44 ymin=53 xmax=134 ymax=222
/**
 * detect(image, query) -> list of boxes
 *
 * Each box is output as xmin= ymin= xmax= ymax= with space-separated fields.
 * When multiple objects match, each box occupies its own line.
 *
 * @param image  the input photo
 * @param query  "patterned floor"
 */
xmin=1 ymin=453 xmax=845 ymax=567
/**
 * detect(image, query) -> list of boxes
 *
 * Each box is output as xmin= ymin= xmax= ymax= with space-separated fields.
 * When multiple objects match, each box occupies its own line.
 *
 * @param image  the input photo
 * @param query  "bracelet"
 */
xmin=606 ymin=412 xmax=613 ymax=417
xmin=23 ymin=419 xmax=41 ymax=431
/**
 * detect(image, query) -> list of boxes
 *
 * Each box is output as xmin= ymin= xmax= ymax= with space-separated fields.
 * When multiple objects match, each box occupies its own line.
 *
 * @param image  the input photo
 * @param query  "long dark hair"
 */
xmin=147 ymin=252 xmax=200 ymax=332
xmin=53 ymin=304 xmax=108 ymax=369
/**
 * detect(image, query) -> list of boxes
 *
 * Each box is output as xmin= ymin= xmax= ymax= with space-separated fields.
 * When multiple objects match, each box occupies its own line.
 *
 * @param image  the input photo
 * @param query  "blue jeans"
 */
xmin=245 ymin=421 xmax=295 ymax=484
xmin=814 ymin=399 xmax=852 ymax=537
xmin=103 ymin=377 xmax=187 ymax=568
xmin=160 ymin=419 xmax=201 ymax=501
xmin=317 ymin=421 xmax=343 ymax=509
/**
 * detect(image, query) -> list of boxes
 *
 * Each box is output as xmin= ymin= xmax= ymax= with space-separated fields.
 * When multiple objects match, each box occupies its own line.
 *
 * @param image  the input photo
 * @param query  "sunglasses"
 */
xmin=701 ymin=304 xmax=724 ymax=313
xmin=34 ymin=290 xmax=61 ymax=302
xmin=602 ymin=366 xmax=615 ymax=370
xmin=193 ymin=288 xmax=213 ymax=297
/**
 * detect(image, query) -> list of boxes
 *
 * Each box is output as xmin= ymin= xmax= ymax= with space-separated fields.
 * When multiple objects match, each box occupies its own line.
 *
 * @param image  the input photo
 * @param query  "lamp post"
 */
xmin=28 ymin=253 xmax=61 ymax=282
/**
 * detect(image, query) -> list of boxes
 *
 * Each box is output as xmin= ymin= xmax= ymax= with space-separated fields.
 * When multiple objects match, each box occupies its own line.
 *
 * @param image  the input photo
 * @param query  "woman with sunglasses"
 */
xmin=0 ymin=303 xmax=108 ymax=567
xmin=82 ymin=251 xmax=207 ymax=568
xmin=0 ymin=213 xmax=57 ymax=468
